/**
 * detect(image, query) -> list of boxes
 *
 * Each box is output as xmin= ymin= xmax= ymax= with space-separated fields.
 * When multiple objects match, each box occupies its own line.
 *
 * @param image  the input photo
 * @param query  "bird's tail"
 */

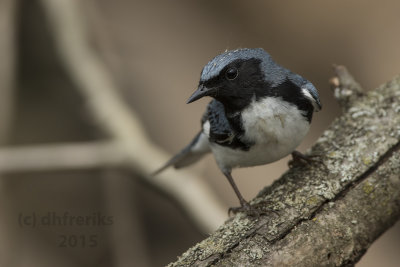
xmin=153 ymin=132 xmax=210 ymax=175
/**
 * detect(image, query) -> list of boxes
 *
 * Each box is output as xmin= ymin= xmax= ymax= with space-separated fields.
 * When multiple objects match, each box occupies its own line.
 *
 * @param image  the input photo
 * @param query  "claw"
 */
xmin=228 ymin=200 xmax=278 ymax=217
xmin=228 ymin=201 xmax=260 ymax=217
xmin=289 ymin=150 xmax=324 ymax=168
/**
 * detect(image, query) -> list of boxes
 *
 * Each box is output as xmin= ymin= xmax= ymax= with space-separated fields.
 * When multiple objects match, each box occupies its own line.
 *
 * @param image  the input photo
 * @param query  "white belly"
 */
xmin=211 ymin=97 xmax=310 ymax=170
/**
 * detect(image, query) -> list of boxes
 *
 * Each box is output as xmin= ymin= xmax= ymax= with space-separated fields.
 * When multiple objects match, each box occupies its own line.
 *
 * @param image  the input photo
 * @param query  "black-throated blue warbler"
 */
xmin=155 ymin=48 xmax=321 ymax=214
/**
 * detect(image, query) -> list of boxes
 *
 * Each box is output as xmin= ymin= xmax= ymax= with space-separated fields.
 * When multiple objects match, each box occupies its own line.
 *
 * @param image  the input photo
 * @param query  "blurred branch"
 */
xmin=20 ymin=0 xmax=227 ymax=233
xmin=103 ymin=170 xmax=151 ymax=267
xmin=0 ymin=0 xmax=16 ymax=144
xmin=169 ymin=70 xmax=400 ymax=266
xmin=0 ymin=142 xmax=121 ymax=172
xmin=0 ymin=0 xmax=17 ymax=266
xmin=330 ymin=64 xmax=364 ymax=111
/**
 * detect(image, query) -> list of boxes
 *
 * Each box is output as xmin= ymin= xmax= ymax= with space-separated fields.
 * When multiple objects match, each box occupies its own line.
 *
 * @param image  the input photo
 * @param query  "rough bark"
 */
xmin=169 ymin=68 xmax=400 ymax=266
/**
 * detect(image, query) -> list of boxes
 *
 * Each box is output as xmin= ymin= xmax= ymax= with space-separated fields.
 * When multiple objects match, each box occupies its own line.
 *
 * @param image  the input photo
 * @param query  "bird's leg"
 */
xmin=223 ymin=170 xmax=279 ymax=217
xmin=222 ymin=170 xmax=258 ymax=216
xmin=222 ymin=170 xmax=248 ymax=207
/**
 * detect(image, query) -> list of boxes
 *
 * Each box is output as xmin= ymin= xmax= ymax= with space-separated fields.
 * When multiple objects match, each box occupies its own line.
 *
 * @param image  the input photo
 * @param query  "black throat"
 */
xmin=218 ymin=78 xmax=314 ymax=123
xmin=259 ymin=79 xmax=315 ymax=123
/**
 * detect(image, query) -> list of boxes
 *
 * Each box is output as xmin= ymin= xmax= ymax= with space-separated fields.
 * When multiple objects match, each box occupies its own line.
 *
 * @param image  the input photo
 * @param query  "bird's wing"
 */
xmin=204 ymin=100 xmax=233 ymax=143
xmin=153 ymin=131 xmax=210 ymax=175
xmin=205 ymin=100 xmax=251 ymax=150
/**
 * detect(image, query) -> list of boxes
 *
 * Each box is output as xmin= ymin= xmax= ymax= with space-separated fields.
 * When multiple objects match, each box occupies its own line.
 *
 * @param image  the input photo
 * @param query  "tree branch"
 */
xmin=0 ymin=142 xmax=121 ymax=172
xmin=34 ymin=0 xmax=228 ymax=233
xmin=330 ymin=65 xmax=364 ymax=111
xmin=169 ymin=70 xmax=400 ymax=266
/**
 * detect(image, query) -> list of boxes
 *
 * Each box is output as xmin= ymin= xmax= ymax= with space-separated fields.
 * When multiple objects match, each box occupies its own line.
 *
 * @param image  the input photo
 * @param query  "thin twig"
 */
xmin=330 ymin=64 xmax=365 ymax=111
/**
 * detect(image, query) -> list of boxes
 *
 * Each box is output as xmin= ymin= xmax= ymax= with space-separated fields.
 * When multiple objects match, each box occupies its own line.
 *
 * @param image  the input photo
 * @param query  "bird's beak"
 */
xmin=186 ymin=84 xmax=214 ymax=104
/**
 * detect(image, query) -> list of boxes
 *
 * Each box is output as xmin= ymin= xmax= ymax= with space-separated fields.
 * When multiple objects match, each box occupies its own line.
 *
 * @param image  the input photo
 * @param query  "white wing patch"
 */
xmin=191 ymin=132 xmax=210 ymax=153
xmin=202 ymin=120 xmax=211 ymax=138
xmin=302 ymin=88 xmax=320 ymax=111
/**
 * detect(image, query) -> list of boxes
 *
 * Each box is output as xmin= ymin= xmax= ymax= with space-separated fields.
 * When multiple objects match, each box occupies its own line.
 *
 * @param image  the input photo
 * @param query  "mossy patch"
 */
xmin=362 ymin=181 xmax=374 ymax=195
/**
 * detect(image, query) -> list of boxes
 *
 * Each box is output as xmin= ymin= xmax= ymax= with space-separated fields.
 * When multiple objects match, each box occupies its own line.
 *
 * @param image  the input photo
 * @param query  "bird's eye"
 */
xmin=225 ymin=68 xmax=238 ymax=80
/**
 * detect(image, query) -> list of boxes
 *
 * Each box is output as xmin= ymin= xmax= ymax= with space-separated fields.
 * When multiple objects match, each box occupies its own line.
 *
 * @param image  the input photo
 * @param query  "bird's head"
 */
xmin=187 ymin=48 xmax=321 ymax=117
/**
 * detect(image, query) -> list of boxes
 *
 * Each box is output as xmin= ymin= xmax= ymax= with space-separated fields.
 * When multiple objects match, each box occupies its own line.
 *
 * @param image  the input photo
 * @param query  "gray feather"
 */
xmin=153 ymin=132 xmax=210 ymax=175
xmin=201 ymin=48 xmax=272 ymax=82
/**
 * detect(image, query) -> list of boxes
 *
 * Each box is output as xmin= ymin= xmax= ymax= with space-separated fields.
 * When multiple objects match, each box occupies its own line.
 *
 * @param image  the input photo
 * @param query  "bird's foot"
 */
xmin=288 ymin=150 xmax=323 ymax=168
xmin=229 ymin=201 xmax=259 ymax=217
xmin=228 ymin=200 xmax=276 ymax=217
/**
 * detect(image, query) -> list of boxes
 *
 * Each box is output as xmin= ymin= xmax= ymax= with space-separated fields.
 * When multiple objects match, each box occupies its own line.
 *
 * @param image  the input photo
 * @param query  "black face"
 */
xmin=200 ymin=58 xmax=266 ymax=112
xmin=188 ymin=57 xmax=315 ymax=122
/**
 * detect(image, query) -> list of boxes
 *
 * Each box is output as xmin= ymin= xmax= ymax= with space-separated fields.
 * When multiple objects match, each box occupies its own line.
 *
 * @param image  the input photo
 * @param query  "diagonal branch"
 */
xmin=25 ymin=0 xmax=228 ymax=233
xmin=169 ymin=70 xmax=400 ymax=266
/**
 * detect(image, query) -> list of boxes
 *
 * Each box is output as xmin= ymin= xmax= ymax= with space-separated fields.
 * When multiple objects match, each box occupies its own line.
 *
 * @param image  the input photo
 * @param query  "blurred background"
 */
xmin=0 ymin=0 xmax=399 ymax=266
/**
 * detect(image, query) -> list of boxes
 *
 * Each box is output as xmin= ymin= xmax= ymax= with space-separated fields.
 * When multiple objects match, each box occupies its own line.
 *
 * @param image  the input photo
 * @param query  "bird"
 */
xmin=154 ymin=48 xmax=321 ymax=214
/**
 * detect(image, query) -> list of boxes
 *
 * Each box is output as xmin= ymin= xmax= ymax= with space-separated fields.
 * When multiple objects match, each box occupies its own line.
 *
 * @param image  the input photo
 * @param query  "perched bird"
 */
xmin=155 ymin=48 xmax=321 ymax=214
